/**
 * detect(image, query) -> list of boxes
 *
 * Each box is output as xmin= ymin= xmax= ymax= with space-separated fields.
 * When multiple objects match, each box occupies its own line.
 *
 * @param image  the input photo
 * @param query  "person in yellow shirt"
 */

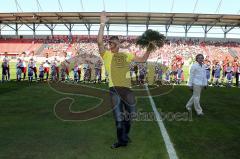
xmin=98 ymin=11 xmax=151 ymax=149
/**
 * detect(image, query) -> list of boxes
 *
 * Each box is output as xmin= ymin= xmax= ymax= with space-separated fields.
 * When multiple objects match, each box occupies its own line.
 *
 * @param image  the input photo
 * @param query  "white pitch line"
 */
xmin=145 ymin=85 xmax=179 ymax=159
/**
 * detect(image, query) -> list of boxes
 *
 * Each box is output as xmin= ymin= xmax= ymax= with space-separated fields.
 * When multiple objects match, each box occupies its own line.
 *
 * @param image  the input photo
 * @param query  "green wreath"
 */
xmin=136 ymin=29 xmax=166 ymax=53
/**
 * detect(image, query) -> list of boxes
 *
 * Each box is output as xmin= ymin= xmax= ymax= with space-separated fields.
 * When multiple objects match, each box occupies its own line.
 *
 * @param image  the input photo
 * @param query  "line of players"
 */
xmin=2 ymin=51 xmax=182 ymax=85
xmin=129 ymin=56 xmax=184 ymax=86
xmin=129 ymin=55 xmax=240 ymax=88
xmin=204 ymin=56 xmax=240 ymax=87
xmin=1 ymin=51 xmax=103 ymax=84
xmin=2 ymin=51 xmax=240 ymax=87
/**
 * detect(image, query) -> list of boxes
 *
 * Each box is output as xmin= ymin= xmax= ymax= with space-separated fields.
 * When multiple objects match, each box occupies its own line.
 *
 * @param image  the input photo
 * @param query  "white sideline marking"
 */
xmin=145 ymin=85 xmax=178 ymax=159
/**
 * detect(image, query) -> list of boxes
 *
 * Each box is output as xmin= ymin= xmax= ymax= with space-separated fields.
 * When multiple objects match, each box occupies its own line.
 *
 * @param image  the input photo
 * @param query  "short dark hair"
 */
xmin=195 ymin=54 xmax=204 ymax=61
xmin=109 ymin=36 xmax=119 ymax=41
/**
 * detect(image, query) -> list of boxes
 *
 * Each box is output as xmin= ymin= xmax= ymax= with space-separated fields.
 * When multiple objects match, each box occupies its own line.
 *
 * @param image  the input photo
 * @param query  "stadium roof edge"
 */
xmin=0 ymin=12 xmax=240 ymax=27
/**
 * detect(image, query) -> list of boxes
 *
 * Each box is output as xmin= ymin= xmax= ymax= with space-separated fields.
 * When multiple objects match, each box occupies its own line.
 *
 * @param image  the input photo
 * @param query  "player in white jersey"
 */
xmin=29 ymin=51 xmax=38 ymax=81
xmin=204 ymin=61 xmax=211 ymax=85
xmin=44 ymin=53 xmax=50 ymax=80
xmin=2 ymin=52 xmax=10 ymax=82
xmin=94 ymin=60 xmax=102 ymax=83
xmin=129 ymin=62 xmax=135 ymax=82
xmin=60 ymin=63 xmax=66 ymax=82
xmin=28 ymin=59 xmax=34 ymax=84
xmin=53 ymin=56 xmax=60 ymax=80
xmin=39 ymin=63 xmax=44 ymax=82
xmin=43 ymin=60 xmax=50 ymax=81
xmin=73 ymin=64 xmax=79 ymax=82
xmin=20 ymin=52 xmax=27 ymax=80
xmin=51 ymin=61 xmax=57 ymax=81
xmin=155 ymin=64 xmax=163 ymax=82
xmin=165 ymin=68 xmax=171 ymax=84
xmin=225 ymin=63 xmax=234 ymax=88
xmin=64 ymin=52 xmax=71 ymax=81
xmin=16 ymin=58 xmax=22 ymax=81
xmin=83 ymin=63 xmax=90 ymax=83
xmin=139 ymin=63 xmax=147 ymax=85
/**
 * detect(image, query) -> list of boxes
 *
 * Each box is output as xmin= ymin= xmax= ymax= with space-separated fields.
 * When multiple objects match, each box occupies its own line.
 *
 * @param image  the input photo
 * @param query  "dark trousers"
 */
xmin=2 ymin=67 xmax=10 ymax=81
xmin=110 ymin=87 xmax=136 ymax=144
xmin=236 ymin=73 xmax=239 ymax=86
xmin=33 ymin=68 xmax=37 ymax=80
xmin=7 ymin=67 xmax=10 ymax=80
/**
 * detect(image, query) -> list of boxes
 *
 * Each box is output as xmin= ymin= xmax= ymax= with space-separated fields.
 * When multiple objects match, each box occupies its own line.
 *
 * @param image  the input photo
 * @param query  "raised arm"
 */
xmin=97 ymin=11 xmax=107 ymax=56
xmin=133 ymin=48 xmax=151 ymax=63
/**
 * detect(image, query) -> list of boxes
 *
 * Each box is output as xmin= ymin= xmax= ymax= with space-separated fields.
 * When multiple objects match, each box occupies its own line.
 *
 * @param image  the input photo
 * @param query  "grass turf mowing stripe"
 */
xmin=145 ymin=85 xmax=179 ymax=159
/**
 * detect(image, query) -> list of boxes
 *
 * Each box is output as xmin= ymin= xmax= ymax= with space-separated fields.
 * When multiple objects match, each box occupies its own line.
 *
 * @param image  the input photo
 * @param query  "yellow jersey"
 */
xmin=102 ymin=50 xmax=134 ymax=88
